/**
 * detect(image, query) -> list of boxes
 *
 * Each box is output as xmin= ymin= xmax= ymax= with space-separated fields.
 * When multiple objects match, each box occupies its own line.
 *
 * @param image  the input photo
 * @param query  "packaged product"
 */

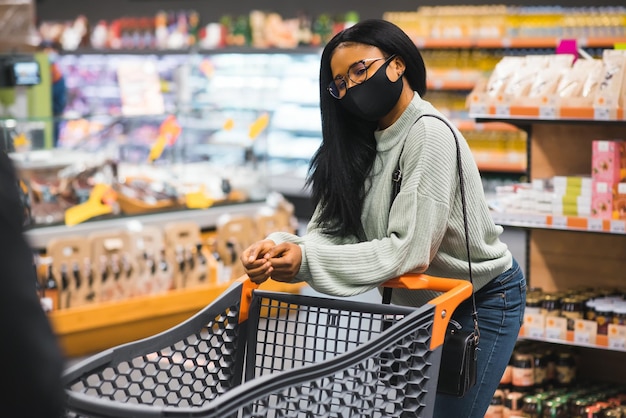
xmin=591 ymin=139 xmax=626 ymax=184
xmin=485 ymin=56 xmax=524 ymax=98
xmin=556 ymin=58 xmax=602 ymax=99
xmin=503 ymin=55 xmax=550 ymax=98
xmin=591 ymin=181 xmax=626 ymax=220
xmin=595 ymin=49 xmax=626 ymax=108
xmin=579 ymin=60 xmax=606 ymax=107
xmin=528 ymin=54 xmax=575 ymax=99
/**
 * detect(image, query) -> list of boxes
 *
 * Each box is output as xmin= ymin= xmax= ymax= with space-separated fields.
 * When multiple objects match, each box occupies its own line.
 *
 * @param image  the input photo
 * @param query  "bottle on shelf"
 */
xmin=41 ymin=257 xmax=58 ymax=312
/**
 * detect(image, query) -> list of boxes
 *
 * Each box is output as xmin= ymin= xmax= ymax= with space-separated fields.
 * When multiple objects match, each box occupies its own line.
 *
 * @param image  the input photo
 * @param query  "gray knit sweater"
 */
xmin=268 ymin=94 xmax=512 ymax=306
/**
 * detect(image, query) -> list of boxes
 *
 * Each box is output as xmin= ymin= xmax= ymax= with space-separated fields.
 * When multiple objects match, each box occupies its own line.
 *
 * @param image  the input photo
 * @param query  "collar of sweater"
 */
xmin=374 ymin=93 xmax=427 ymax=152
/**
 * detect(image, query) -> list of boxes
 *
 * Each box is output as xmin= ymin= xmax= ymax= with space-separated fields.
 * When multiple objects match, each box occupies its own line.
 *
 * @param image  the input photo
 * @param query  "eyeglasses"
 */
xmin=327 ymin=54 xmax=396 ymax=99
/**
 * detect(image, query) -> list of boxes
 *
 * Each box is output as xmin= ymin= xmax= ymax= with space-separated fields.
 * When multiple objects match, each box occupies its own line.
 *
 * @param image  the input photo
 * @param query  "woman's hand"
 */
xmin=240 ymin=240 xmax=302 ymax=284
xmin=264 ymin=242 xmax=302 ymax=283
xmin=241 ymin=239 xmax=276 ymax=284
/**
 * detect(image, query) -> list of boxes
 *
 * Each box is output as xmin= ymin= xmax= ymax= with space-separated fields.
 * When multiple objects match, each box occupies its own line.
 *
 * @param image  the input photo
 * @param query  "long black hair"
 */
xmin=306 ymin=18 xmax=427 ymax=238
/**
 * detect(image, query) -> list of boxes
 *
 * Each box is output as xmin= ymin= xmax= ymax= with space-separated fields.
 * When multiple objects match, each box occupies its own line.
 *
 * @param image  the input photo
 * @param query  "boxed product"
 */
xmin=552 ymin=194 xmax=591 ymax=217
xmin=613 ymin=182 xmax=626 ymax=220
xmin=591 ymin=181 xmax=613 ymax=219
xmin=551 ymin=175 xmax=592 ymax=217
xmin=591 ymin=181 xmax=626 ymax=220
xmin=591 ymin=140 xmax=626 ymax=184
xmin=552 ymin=175 xmax=592 ymax=196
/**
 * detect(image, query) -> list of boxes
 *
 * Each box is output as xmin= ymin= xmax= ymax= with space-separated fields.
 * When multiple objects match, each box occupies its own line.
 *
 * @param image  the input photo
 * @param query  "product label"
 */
xmin=524 ymin=312 xmax=545 ymax=338
xmin=545 ymin=316 xmax=567 ymax=340
xmin=574 ymin=319 xmax=598 ymax=346
xmin=539 ymin=106 xmax=557 ymax=119
xmin=587 ymin=217 xmax=604 ymax=232
xmin=608 ymin=324 xmax=626 ymax=351
xmin=512 ymin=367 xmax=534 ymax=387
xmin=610 ymin=220 xmax=626 ymax=234
xmin=594 ymin=106 xmax=611 ymax=120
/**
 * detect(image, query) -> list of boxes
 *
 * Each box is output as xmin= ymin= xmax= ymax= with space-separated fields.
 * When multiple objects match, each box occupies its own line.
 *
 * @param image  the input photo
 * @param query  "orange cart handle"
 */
xmin=237 ymin=274 xmax=472 ymax=349
xmin=381 ymin=274 xmax=473 ymax=349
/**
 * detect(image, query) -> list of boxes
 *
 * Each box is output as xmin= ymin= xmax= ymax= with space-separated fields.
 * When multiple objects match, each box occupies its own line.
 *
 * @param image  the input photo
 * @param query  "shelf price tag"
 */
xmin=609 ymin=220 xmax=626 ymax=234
xmin=523 ymin=313 xmax=545 ymax=339
xmin=527 ymin=214 xmax=547 ymax=227
xmin=587 ymin=217 xmax=604 ymax=232
xmin=552 ymin=216 xmax=567 ymax=229
xmin=539 ymin=106 xmax=557 ymax=119
xmin=469 ymin=103 xmax=488 ymax=117
xmin=545 ymin=316 xmax=567 ymax=340
xmin=594 ymin=106 xmax=611 ymax=121
xmin=495 ymin=104 xmax=510 ymax=117
xmin=574 ymin=319 xmax=598 ymax=346
xmin=608 ymin=324 xmax=626 ymax=351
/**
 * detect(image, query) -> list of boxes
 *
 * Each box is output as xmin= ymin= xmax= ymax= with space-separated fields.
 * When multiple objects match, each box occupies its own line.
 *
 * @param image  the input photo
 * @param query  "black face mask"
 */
xmin=340 ymin=60 xmax=403 ymax=121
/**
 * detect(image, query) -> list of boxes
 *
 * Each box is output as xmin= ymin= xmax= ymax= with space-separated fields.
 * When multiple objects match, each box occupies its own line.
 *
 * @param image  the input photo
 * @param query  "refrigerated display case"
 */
xmin=1 ymin=105 xmax=274 ymax=249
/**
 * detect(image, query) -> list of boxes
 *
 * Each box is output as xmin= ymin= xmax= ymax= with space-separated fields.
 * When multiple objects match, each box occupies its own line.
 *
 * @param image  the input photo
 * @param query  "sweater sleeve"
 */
xmin=267 ymin=116 xmax=460 ymax=298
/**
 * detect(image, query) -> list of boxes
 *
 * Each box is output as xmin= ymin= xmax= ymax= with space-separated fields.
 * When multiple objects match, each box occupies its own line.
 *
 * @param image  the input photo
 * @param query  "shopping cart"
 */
xmin=62 ymin=273 xmax=472 ymax=418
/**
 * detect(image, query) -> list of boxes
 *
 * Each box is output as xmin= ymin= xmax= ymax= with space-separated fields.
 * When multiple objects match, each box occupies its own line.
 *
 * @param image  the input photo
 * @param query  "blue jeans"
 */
xmin=433 ymin=258 xmax=526 ymax=418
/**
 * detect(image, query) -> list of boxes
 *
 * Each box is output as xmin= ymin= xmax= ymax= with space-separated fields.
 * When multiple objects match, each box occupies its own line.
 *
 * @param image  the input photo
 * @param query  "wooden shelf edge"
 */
xmin=50 ymin=283 xmax=231 ymax=334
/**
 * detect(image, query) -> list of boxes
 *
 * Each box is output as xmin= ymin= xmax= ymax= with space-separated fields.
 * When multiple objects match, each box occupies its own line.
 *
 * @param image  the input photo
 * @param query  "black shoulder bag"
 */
xmin=382 ymin=113 xmax=479 ymax=398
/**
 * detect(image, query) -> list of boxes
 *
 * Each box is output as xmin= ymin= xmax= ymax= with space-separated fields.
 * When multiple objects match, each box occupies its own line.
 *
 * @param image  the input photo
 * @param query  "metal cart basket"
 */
xmin=62 ymin=274 xmax=472 ymax=418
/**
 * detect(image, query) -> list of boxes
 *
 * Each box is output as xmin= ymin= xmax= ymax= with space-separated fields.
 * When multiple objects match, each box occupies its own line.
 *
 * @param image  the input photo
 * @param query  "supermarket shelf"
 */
xmin=491 ymin=211 xmax=626 ymax=235
xmin=414 ymin=36 xmax=626 ymax=49
xmin=51 ymin=279 xmax=304 ymax=358
xmin=427 ymin=69 xmax=485 ymax=91
xmin=427 ymin=79 xmax=477 ymax=91
xmin=471 ymin=106 xmax=626 ymax=124
xmin=24 ymin=201 xmax=267 ymax=250
xmin=456 ymin=120 xmax=521 ymax=132
xmin=519 ymin=326 xmax=624 ymax=353
xmin=475 ymin=159 xmax=526 ymax=174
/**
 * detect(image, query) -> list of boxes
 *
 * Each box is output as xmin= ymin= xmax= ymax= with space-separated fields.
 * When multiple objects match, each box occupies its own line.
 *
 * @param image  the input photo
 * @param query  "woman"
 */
xmin=241 ymin=18 xmax=525 ymax=417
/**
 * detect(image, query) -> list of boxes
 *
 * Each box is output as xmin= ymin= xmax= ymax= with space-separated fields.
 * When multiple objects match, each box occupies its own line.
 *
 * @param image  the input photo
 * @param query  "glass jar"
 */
xmin=594 ymin=301 xmax=614 ymax=335
xmin=512 ymin=353 xmax=535 ymax=393
xmin=486 ymin=389 xmax=505 ymax=418
xmin=526 ymin=294 xmax=543 ymax=315
xmin=541 ymin=294 xmax=561 ymax=318
xmin=533 ymin=352 xmax=548 ymax=389
xmin=555 ymin=351 xmax=576 ymax=387
xmin=505 ymin=391 xmax=525 ymax=416
xmin=612 ymin=303 xmax=626 ymax=326
xmin=560 ymin=296 xmax=584 ymax=331
xmin=521 ymin=395 xmax=541 ymax=418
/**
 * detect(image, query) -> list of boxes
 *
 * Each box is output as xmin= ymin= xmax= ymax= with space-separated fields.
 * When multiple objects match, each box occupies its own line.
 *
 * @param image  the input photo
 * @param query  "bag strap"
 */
xmin=382 ymin=113 xmax=480 ymax=342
